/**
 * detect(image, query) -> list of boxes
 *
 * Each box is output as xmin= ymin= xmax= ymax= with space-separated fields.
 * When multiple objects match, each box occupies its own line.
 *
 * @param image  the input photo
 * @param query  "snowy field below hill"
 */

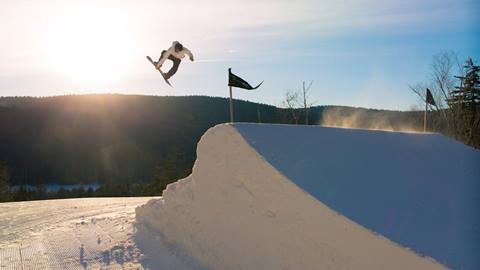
xmin=0 ymin=197 xmax=205 ymax=270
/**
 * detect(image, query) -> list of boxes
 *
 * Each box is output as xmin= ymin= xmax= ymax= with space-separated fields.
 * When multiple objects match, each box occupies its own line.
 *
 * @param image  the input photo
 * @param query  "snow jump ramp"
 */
xmin=136 ymin=123 xmax=480 ymax=270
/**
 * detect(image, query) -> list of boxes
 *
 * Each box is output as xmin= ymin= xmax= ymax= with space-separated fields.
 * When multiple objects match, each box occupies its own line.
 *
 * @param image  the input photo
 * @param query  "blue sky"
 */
xmin=0 ymin=0 xmax=478 ymax=110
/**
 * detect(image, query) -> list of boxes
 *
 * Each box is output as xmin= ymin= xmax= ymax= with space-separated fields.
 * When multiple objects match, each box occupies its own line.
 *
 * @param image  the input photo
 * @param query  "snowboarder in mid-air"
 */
xmin=146 ymin=41 xmax=194 ymax=86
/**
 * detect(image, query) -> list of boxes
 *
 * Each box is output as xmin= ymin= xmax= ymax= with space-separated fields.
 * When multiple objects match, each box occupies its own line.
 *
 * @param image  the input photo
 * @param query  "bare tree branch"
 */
xmin=283 ymin=90 xmax=300 ymax=124
xmin=302 ymin=81 xmax=314 ymax=125
xmin=283 ymin=81 xmax=316 ymax=125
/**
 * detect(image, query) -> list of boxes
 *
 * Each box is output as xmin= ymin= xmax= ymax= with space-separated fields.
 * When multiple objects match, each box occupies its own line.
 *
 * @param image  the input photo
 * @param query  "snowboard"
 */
xmin=146 ymin=56 xmax=172 ymax=87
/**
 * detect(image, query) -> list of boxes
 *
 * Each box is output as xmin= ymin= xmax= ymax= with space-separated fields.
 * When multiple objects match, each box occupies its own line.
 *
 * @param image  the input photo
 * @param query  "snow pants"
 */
xmin=158 ymin=50 xmax=181 ymax=79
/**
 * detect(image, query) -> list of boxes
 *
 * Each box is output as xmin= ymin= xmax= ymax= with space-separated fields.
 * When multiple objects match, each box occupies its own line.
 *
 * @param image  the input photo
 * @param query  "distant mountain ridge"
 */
xmin=0 ymin=94 xmax=423 ymax=185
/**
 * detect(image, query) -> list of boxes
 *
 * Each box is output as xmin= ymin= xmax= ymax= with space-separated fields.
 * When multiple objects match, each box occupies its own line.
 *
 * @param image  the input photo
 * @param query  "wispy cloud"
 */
xmin=194 ymin=58 xmax=238 ymax=63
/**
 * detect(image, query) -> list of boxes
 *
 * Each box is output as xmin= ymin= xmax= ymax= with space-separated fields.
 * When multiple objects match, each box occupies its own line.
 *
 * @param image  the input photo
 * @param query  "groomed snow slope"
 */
xmin=1 ymin=197 xmax=211 ymax=269
xmin=136 ymin=123 xmax=479 ymax=270
xmin=0 ymin=197 xmax=154 ymax=269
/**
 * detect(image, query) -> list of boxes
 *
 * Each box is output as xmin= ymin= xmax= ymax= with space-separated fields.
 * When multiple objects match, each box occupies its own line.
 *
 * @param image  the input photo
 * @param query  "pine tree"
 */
xmin=448 ymin=58 xmax=480 ymax=146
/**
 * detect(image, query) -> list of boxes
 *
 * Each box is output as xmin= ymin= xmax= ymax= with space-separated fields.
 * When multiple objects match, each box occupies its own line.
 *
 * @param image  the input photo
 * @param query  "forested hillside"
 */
xmin=0 ymin=95 xmax=280 ymax=185
xmin=0 ymin=94 xmax=425 ymax=190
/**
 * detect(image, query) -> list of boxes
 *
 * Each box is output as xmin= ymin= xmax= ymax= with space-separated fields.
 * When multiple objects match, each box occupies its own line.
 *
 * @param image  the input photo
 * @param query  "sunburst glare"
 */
xmin=43 ymin=5 xmax=135 ymax=85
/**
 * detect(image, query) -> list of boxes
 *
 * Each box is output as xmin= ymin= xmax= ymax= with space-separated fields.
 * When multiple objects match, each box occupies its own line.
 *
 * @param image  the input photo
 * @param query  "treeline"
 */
xmin=0 ymin=157 xmax=189 ymax=202
xmin=0 ymin=95 xmax=281 ymax=186
xmin=0 ymin=94 xmax=464 ymax=203
xmin=3 ymin=183 xmax=150 ymax=202
xmin=1 ymin=153 xmax=194 ymax=202
xmin=0 ymin=95 xmax=288 ymax=202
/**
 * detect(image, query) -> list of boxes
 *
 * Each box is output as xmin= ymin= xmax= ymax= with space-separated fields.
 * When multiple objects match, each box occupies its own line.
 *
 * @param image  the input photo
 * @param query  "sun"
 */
xmin=43 ymin=6 xmax=134 ymax=85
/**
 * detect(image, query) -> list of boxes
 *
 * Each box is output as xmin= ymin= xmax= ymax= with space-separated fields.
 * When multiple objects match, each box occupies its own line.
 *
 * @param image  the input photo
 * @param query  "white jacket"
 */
xmin=158 ymin=41 xmax=194 ymax=66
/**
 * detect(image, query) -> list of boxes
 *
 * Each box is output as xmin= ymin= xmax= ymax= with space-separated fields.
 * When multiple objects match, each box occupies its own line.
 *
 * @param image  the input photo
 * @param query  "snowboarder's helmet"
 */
xmin=174 ymin=43 xmax=183 ymax=52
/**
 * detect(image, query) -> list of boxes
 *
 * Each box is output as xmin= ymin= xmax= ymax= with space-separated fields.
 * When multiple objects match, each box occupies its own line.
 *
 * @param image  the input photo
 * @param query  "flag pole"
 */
xmin=229 ymin=85 xmax=234 ymax=123
xmin=424 ymin=89 xmax=428 ymax=132
xmin=228 ymin=67 xmax=263 ymax=123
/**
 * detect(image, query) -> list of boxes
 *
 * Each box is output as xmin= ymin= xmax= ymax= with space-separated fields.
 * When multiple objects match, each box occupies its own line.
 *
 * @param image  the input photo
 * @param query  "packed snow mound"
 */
xmin=136 ymin=123 xmax=480 ymax=270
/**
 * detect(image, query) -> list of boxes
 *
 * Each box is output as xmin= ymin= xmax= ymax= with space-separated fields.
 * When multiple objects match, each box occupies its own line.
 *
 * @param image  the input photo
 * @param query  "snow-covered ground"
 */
xmin=0 ymin=197 xmax=204 ymax=269
xmin=2 ymin=123 xmax=479 ymax=269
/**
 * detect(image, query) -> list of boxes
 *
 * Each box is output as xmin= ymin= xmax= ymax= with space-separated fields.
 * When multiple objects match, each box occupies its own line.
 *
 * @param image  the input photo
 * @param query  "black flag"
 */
xmin=426 ymin=88 xmax=436 ymax=106
xmin=228 ymin=68 xmax=263 ymax=90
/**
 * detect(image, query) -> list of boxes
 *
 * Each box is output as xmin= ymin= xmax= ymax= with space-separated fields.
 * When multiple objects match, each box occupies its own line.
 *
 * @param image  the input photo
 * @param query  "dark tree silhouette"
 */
xmin=0 ymin=161 xmax=11 ymax=202
xmin=448 ymin=58 xmax=480 ymax=146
